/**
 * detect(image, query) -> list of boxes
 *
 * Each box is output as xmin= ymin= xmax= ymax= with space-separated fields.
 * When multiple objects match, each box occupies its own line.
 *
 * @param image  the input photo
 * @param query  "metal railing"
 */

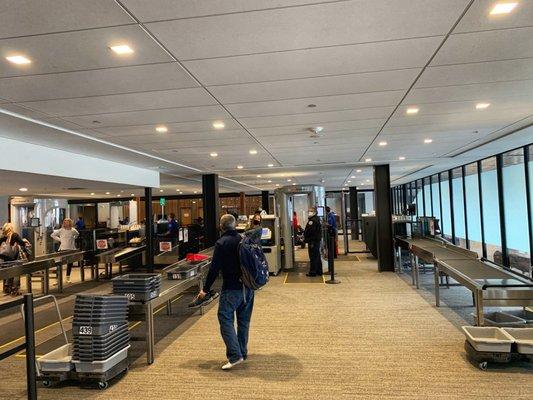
xmin=0 ymin=294 xmax=37 ymax=400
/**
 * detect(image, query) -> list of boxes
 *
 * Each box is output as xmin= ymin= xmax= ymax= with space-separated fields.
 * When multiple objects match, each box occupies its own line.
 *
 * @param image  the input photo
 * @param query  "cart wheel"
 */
xmin=98 ymin=381 xmax=109 ymax=390
xmin=42 ymin=380 xmax=52 ymax=388
xmin=478 ymin=362 xmax=488 ymax=371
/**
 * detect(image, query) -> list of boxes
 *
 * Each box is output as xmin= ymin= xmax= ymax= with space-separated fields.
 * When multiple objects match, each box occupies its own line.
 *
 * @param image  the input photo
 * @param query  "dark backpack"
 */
xmin=239 ymin=228 xmax=269 ymax=290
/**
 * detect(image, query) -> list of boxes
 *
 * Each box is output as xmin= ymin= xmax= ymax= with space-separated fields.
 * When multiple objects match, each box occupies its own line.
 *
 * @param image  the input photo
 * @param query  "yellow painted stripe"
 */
xmin=0 ymin=316 xmax=73 ymax=350
xmin=283 ymin=273 xmax=289 ymax=284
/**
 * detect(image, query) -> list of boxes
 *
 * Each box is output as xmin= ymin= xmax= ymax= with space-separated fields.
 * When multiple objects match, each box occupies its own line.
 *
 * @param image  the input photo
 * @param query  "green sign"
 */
xmin=160 ymin=197 xmax=166 ymax=206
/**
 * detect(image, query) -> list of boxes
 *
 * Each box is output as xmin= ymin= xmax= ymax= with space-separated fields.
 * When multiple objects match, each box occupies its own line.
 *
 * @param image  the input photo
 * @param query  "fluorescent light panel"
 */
xmin=490 ymin=2 xmax=518 ymax=15
xmin=110 ymin=44 xmax=134 ymax=54
xmin=6 ymin=55 xmax=31 ymax=64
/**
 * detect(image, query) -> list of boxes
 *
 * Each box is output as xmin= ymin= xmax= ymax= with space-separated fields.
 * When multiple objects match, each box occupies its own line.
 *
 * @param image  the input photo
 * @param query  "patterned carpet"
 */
xmin=1 ymin=248 xmax=532 ymax=399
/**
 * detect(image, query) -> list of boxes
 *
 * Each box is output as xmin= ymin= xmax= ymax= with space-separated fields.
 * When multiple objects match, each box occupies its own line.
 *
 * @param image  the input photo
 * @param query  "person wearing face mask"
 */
xmin=304 ymin=206 xmax=323 ymax=277
xmin=247 ymin=212 xmax=262 ymax=231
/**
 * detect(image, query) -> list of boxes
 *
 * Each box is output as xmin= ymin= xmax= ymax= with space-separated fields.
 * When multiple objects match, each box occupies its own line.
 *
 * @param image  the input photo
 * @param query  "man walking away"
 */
xmin=304 ymin=206 xmax=323 ymax=277
xmin=196 ymin=214 xmax=254 ymax=370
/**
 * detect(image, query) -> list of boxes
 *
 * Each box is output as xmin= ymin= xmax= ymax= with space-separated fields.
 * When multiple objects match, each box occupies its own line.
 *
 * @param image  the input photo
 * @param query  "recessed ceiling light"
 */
xmin=116 ymin=194 xmax=121 ymax=197
xmin=365 ymin=158 xmax=372 ymax=162
xmin=490 ymin=2 xmax=518 ymax=15
xmin=378 ymin=141 xmax=387 ymax=146
xmin=90 ymin=192 xmax=95 ymax=196
xmin=176 ymin=189 xmax=180 ymax=191
xmin=399 ymin=156 xmax=406 ymax=160
xmin=350 ymin=175 xmax=356 ymax=178
xmin=424 ymin=138 xmax=433 ymax=144
xmin=268 ymin=163 xmax=274 ymax=167
xmin=249 ymin=149 xmax=258 ymax=155
xmin=6 ymin=55 xmax=31 ymax=65
xmin=192 ymin=201 xmax=196 ymax=204
xmin=131 ymin=193 xmax=135 ymax=196
xmin=155 ymin=125 xmax=168 ymax=133
xmin=476 ymin=103 xmax=491 ymax=110
xmin=257 ymin=175 xmax=262 ymax=178
xmin=406 ymin=107 xmax=419 ymax=115
xmin=105 ymin=192 xmax=110 ymax=195
xmin=210 ymin=152 xmax=218 ymax=157
xmin=347 ymin=180 xmax=351 ymax=183
xmin=287 ymin=179 xmax=292 ymax=182
xmin=268 ymin=180 xmax=272 ymax=183
xmin=275 ymin=184 xmax=280 ymax=187
xmin=237 ymin=165 xmax=244 ymax=169
xmin=194 ymin=191 xmax=198 ymax=194
xmin=292 ymin=183 xmax=296 ymax=186
xmin=109 ymin=44 xmax=134 ymax=55
xmin=159 ymin=189 xmax=164 ymax=192
xmin=360 ymin=183 xmax=365 ymax=186
xmin=366 ymin=179 xmax=370 ymax=182
xmin=19 ymin=187 xmax=28 ymax=192
xmin=356 ymin=169 xmax=362 ymax=173
xmin=212 ymin=121 xmax=225 ymax=129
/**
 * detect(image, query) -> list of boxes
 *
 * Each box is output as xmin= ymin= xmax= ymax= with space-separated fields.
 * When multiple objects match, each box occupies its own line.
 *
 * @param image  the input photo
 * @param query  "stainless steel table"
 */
xmin=0 ymin=259 xmax=56 ymax=294
xmin=128 ymin=247 xmax=214 ymax=364
xmin=434 ymin=257 xmax=533 ymax=325
xmin=96 ymin=246 xmax=146 ymax=279
xmin=32 ymin=250 xmax=85 ymax=292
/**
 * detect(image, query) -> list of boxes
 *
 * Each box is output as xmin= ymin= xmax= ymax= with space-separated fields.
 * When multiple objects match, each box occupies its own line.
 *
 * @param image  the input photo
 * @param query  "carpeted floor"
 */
xmin=1 ymin=246 xmax=532 ymax=399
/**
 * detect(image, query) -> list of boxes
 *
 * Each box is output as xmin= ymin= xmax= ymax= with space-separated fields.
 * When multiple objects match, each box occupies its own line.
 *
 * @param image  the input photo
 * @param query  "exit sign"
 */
xmin=160 ymin=197 xmax=166 ymax=206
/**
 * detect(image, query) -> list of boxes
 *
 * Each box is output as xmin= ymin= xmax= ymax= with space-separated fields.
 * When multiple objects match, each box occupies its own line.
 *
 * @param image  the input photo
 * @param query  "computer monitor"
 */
xmin=316 ymin=206 xmax=325 ymax=218
xmin=30 ymin=218 xmax=40 ymax=227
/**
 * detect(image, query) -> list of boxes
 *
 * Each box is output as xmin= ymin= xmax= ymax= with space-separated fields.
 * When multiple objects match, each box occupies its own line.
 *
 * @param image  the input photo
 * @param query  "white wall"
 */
xmin=0 ymin=137 xmax=160 ymax=188
xmin=0 ymin=196 xmax=8 ymax=226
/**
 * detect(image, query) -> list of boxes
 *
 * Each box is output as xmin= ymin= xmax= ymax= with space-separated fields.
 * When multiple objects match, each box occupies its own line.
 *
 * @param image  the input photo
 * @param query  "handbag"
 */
xmin=0 ymin=241 xmax=18 ymax=261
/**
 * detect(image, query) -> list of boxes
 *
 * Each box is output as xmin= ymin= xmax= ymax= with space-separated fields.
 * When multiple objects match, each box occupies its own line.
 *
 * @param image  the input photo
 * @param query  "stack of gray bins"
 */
xmin=72 ymin=295 xmax=130 ymax=372
xmin=112 ymin=273 xmax=162 ymax=301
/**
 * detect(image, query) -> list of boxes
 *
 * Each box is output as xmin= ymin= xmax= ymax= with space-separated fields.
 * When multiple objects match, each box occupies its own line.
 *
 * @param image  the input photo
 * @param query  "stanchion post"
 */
xmin=325 ymin=229 xmax=340 ymax=284
xmin=23 ymin=293 xmax=37 ymax=400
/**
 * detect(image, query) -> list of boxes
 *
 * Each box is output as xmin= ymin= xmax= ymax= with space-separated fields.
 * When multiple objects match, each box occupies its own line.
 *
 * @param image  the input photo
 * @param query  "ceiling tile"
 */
xmin=183 ymin=36 xmax=442 ymax=85
xmin=147 ymin=0 xmax=465 ymax=60
xmin=0 ymin=25 xmax=172 ymax=78
xmin=18 ymin=87 xmax=216 ymax=117
xmin=0 ymin=0 xmax=133 ymax=39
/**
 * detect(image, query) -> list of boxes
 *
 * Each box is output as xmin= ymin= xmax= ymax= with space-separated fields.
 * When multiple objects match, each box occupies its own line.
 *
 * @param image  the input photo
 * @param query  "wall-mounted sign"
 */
xmin=159 ymin=241 xmax=172 ymax=252
xmin=183 ymin=228 xmax=189 ymax=243
xmin=96 ymin=239 xmax=108 ymax=250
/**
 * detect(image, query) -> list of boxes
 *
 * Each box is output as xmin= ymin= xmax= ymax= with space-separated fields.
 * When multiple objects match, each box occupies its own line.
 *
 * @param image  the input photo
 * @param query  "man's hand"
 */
xmin=198 ymin=290 xmax=207 ymax=300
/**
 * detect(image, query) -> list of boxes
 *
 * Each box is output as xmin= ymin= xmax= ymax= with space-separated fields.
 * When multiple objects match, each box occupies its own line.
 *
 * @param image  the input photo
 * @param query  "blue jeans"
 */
xmin=217 ymin=288 xmax=254 ymax=363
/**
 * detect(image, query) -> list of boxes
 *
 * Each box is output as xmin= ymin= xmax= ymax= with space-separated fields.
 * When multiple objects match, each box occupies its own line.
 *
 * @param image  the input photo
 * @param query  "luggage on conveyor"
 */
xmin=112 ymin=273 xmax=162 ymax=301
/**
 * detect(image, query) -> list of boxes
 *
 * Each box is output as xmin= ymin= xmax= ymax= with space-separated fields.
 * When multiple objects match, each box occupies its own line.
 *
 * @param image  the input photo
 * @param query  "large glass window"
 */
xmin=452 ymin=167 xmax=466 ymax=247
xmin=416 ymin=179 xmax=424 ymax=217
xmin=431 ymin=175 xmax=441 ymax=228
xmin=440 ymin=171 xmax=452 ymax=241
xmin=424 ymin=177 xmax=432 ymax=216
xmin=481 ymin=157 xmax=502 ymax=262
xmin=464 ymin=163 xmax=482 ymax=257
xmin=502 ymin=149 xmax=530 ymax=273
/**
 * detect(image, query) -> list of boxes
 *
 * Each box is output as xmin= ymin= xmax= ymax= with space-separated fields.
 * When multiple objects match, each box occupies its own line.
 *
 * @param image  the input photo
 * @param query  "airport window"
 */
xmin=480 ymin=157 xmax=502 ymax=262
xmin=452 ymin=167 xmax=466 ymax=247
xmin=431 ymin=175 xmax=441 ymax=225
xmin=529 ymin=145 xmax=533 ymax=256
xmin=423 ymin=177 xmax=432 ymax=217
xmin=416 ymin=179 xmax=424 ymax=217
xmin=440 ymin=171 xmax=452 ymax=241
xmin=502 ymin=148 xmax=530 ymax=273
xmin=464 ymin=162 xmax=483 ymax=257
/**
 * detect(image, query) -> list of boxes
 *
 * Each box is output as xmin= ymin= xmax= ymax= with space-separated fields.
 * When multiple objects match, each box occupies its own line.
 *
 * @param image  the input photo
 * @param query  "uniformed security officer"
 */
xmin=304 ymin=206 xmax=323 ymax=276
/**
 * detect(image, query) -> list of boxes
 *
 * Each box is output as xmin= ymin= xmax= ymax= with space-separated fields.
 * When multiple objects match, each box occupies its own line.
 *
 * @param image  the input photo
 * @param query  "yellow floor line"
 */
xmin=0 ymin=316 xmax=73 ymax=350
xmin=283 ymin=273 xmax=289 ymax=284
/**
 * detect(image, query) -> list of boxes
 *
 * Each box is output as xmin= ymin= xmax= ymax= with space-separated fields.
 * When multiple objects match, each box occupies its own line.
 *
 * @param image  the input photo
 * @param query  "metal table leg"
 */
xmin=474 ymin=289 xmax=484 ymax=326
xmin=433 ymin=263 xmax=440 ymax=307
xmin=410 ymin=253 xmax=416 ymax=285
xmin=166 ymin=300 xmax=172 ymax=315
xmin=26 ymin=274 xmax=32 ymax=293
xmin=414 ymin=257 xmax=420 ymax=289
xmin=44 ymin=268 xmax=50 ymax=295
xmin=57 ymin=264 xmax=63 ymax=293
xmin=146 ymin=302 xmax=155 ymax=364
xmin=398 ymin=248 xmax=403 ymax=274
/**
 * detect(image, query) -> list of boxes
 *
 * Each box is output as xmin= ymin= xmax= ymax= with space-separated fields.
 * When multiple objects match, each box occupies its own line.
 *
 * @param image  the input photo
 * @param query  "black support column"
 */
xmin=144 ymin=187 xmax=154 ymax=272
xmin=202 ymin=174 xmax=220 ymax=248
xmin=373 ymin=165 xmax=394 ymax=272
xmin=261 ymin=190 xmax=270 ymax=214
xmin=349 ymin=186 xmax=358 ymax=240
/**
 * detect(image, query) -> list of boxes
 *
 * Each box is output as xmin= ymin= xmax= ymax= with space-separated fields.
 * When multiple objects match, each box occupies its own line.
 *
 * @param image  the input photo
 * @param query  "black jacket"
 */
xmin=203 ymin=229 xmax=242 ymax=292
xmin=304 ymin=215 xmax=322 ymax=243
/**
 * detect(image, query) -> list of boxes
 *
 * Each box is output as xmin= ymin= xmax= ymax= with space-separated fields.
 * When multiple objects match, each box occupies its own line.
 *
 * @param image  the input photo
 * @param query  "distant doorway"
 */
xmin=180 ymin=207 xmax=192 ymax=225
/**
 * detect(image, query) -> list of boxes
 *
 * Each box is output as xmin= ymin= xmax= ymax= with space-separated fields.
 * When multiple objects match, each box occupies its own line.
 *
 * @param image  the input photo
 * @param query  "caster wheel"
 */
xmin=478 ymin=362 xmax=488 ymax=371
xmin=98 ymin=381 xmax=109 ymax=390
xmin=42 ymin=380 xmax=52 ymax=388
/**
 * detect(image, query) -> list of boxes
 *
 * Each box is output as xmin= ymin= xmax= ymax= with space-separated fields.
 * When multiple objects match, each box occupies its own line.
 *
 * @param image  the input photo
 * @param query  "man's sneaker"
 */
xmin=221 ymin=358 xmax=244 ymax=370
xmin=188 ymin=290 xmax=219 ymax=309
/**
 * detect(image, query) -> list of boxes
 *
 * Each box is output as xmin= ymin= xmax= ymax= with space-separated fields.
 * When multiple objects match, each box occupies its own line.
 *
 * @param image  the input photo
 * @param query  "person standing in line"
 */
xmin=326 ymin=206 xmax=338 ymax=257
xmin=304 ymin=206 xmax=323 ymax=277
xmin=1 ymin=222 xmax=31 ymax=295
xmin=51 ymin=218 xmax=79 ymax=283
xmin=195 ymin=214 xmax=254 ymax=370
xmin=75 ymin=216 xmax=85 ymax=230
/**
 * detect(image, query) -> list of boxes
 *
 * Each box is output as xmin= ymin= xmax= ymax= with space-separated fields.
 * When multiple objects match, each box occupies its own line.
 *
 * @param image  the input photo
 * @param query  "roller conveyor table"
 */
xmin=96 ymin=246 xmax=146 ymax=279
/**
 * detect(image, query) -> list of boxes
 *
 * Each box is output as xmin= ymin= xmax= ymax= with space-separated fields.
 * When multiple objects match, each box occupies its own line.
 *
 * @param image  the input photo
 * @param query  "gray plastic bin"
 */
xmin=472 ymin=311 xmax=527 ymax=327
xmin=462 ymin=326 xmax=514 ymax=353
xmin=73 ymin=345 xmax=130 ymax=373
xmin=38 ymin=344 xmax=73 ymax=372
xmin=502 ymin=328 xmax=533 ymax=355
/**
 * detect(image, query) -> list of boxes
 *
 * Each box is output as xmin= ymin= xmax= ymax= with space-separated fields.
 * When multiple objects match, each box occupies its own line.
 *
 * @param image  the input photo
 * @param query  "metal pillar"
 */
xmin=374 ymin=165 xmax=394 ymax=272
xmin=144 ymin=187 xmax=154 ymax=272
xmin=349 ymin=186 xmax=358 ymax=240
xmin=202 ymin=174 xmax=220 ymax=248
xmin=261 ymin=190 xmax=270 ymax=214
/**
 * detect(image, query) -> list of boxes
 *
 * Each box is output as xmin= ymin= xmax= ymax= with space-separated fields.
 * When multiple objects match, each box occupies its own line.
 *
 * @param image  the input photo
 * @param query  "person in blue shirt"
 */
xmin=168 ymin=213 xmax=180 ymax=236
xmin=326 ymin=206 xmax=337 ymax=233
xmin=75 ymin=217 xmax=85 ymax=230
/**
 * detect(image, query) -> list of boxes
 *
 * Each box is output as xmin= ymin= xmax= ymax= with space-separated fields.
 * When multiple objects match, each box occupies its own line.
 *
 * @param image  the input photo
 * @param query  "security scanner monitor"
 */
xmin=259 ymin=215 xmax=281 ymax=275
